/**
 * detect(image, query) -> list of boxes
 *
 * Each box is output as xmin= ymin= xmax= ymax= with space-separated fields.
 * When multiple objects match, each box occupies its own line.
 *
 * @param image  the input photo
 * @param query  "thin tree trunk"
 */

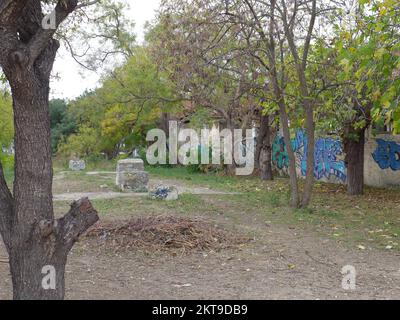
xmin=243 ymin=0 xmax=299 ymax=206
xmin=301 ymin=103 xmax=315 ymax=208
xmin=224 ymin=118 xmax=236 ymax=176
xmin=280 ymin=0 xmax=317 ymax=208
xmin=254 ymin=123 xmax=263 ymax=170
xmin=277 ymin=103 xmax=299 ymax=207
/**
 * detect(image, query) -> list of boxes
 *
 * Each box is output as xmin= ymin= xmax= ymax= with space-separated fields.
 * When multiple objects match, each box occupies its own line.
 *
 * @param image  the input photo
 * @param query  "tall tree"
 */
xmin=0 ymin=0 xmax=101 ymax=300
xmin=314 ymin=0 xmax=400 ymax=195
xmin=154 ymin=1 xmax=262 ymax=174
xmin=222 ymin=0 xmax=323 ymax=207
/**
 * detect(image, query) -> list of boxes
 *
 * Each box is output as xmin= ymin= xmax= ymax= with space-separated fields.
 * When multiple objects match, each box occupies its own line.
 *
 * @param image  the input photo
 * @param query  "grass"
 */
xmin=50 ymin=163 xmax=400 ymax=252
xmin=147 ymin=166 xmax=258 ymax=192
xmin=55 ymin=193 xmax=220 ymax=221
xmin=145 ymin=166 xmax=400 ymax=252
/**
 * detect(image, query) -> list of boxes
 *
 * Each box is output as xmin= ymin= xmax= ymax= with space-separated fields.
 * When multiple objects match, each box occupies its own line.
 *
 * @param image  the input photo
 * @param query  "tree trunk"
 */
xmin=6 ymin=74 xmax=99 ymax=300
xmin=265 ymin=0 xmax=299 ymax=207
xmin=258 ymin=115 xmax=273 ymax=181
xmin=344 ymin=126 xmax=366 ymax=196
xmin=0 ymin=21 xmax=99 ymax=299
xmin=224 ymin=118 xmax=236 ymax=176
xmin=301 ymin=103 xmax=315 ymax=208
xmin=278 ymin=102 xmax=299 ymax=207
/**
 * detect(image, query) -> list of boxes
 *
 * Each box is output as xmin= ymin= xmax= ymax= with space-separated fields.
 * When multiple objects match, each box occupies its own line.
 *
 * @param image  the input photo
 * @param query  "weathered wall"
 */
xmin=364 ymin=133 xmax=400 ymax=187
xmin=272 ymin=130 xmax=400 ymax=188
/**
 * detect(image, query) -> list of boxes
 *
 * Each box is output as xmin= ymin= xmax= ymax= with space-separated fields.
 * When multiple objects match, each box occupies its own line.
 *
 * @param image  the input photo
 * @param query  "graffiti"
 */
xmin=372 ymin=139 xmax=400 ymax=171
xmin=291 ymin=130 xmax=308 ymax=176
xmin=272 ymin=131 xmax=347 ymax=182
xmin=314 ymin=138 xmax=347 ymax=182
xmin=272 ymin=136 xmax=289 ymax=169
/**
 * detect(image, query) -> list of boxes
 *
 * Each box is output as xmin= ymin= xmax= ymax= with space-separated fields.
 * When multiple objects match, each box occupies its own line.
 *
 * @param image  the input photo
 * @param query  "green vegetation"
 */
xmin=0 ymin=90 xmax=14 ymax=183
xmin=50 ymin=99 xmax=77 ymax=154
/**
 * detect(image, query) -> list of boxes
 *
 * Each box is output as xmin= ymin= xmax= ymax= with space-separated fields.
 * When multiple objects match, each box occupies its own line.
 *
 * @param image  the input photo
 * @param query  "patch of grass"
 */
xmin=266 ymin=192 xmax=282 ymax=208
xmin=58 ymin=193 xmax=220 ymax=221
xmin=147 ymin=166 xmax=245 ymax=191
xmin=53 ymin=158 xmax=116 ymax=173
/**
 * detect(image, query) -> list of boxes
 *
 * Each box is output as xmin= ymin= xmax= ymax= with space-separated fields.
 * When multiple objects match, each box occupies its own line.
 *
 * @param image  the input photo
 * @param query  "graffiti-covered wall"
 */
xmin=272 ymin=131 xmax=347 ymax=184
xmin=272 ymin=130 xmax=400 ymax=187
xmin=365 ymin=133 xmax=400 ymax=187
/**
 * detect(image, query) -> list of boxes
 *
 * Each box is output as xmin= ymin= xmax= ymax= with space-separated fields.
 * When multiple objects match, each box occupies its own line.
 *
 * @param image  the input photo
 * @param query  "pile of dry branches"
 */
xmin=84 ymin=215 xmax=250 ymax=254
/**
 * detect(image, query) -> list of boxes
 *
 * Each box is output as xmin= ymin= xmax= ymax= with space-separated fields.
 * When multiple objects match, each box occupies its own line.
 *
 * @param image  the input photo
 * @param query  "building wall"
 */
xmin=364 ymin=133 xmax=400 ymax=187
xmin=272 ymin=130 xmax=400 ymax=188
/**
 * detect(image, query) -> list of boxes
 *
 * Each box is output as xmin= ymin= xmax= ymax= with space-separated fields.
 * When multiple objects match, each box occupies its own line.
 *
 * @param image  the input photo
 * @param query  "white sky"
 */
xmin=50 ymin=0 xmax=161 ymax=100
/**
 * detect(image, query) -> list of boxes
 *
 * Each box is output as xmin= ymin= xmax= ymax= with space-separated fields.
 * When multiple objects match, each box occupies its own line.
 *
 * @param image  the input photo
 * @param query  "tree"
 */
xmin=255 ymin=111 xmax=274 ymax=181
xmin=221 ymin=0 xmax=323 ymax=207
xmin=0 ymin=0 xmax=103 ymax=300
xmin=49 ymin=98 xmax=76 ymax=153
xmin=61 ymin=45 xmax=180 ymax=159
xmin=313 ymin=0 xmax=400 ymax=195
xmin=153 ymin=1 xmax=262 ymax=174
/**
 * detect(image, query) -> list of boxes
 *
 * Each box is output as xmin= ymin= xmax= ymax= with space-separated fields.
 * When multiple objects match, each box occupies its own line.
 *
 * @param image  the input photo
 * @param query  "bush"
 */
xmin=186 ymin=146 xmax=224 ymax=174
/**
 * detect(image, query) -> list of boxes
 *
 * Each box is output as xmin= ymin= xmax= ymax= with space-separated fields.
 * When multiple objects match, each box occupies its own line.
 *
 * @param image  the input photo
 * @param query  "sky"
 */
xmin=50 ymin=0 xmax=161 ymax=100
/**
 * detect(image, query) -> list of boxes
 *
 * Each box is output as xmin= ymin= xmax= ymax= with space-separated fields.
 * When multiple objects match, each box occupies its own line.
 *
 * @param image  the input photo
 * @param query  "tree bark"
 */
xmin=224 ymin=118 xmax=236 ymax=176
xmin=301 ymin=103 xmax=315 ymax=208
xmin=344 ymin=126 xmax=367 ymax=196
xmin=10 ymin=198 xmax=98 ymax=300
xmin=257 ymin=114 xmax=273 ymax=181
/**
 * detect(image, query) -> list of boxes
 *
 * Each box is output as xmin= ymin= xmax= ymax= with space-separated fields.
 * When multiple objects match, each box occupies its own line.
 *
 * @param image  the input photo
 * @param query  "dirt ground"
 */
xmin=1 ymin=171 xmax=399 ymax=300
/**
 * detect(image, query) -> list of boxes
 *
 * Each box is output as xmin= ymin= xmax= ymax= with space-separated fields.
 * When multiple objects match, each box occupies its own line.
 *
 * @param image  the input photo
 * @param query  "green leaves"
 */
xmin=59 ymin=46 xmax=180 ymax=158
xmin=0 ymin=91 xmax=13 ymax=150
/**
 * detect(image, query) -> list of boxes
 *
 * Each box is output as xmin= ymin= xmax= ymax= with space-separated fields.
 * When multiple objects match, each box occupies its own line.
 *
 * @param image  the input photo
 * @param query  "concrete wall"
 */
xmin=272 ymin=130 xmax=400 ymax=188
xmin=364 ymin=133 xmax=400 ymax=187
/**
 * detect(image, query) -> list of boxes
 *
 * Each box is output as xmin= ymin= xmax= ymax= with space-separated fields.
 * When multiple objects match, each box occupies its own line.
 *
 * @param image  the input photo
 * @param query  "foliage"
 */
xmin=186 ymin=146 xmax=225 ymax=174
xmin=0 ymin=91 xmax=13 ymax=150
xmin=57 ymin=0 xmax=136 ymax=70
xmin=50 ymin=99 xmax=77 ymax=153
xmin=59 ymin=46 xmax=180 ymax=159
xmin=313 ymin=0 xmax=400 ymax=135
xmin=58 ymin=125 xmax=100 ymax=159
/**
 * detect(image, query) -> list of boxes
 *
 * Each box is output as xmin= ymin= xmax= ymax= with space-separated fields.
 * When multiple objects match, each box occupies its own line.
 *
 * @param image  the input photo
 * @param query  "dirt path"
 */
xmin=1 ymin=220 xmax=399 ymax=299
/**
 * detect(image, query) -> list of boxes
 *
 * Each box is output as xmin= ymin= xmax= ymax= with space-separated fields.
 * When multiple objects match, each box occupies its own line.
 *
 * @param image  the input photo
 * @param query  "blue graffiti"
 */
xmin=273 ymin=130 xmax=347 ymax=182
xmin=291 ymin=130 xmax=308 ymax=176
xmin=372 ymin=139 xmax=400 ymax=171
xmin=314 ymin=138 xmax=347 ymax=182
